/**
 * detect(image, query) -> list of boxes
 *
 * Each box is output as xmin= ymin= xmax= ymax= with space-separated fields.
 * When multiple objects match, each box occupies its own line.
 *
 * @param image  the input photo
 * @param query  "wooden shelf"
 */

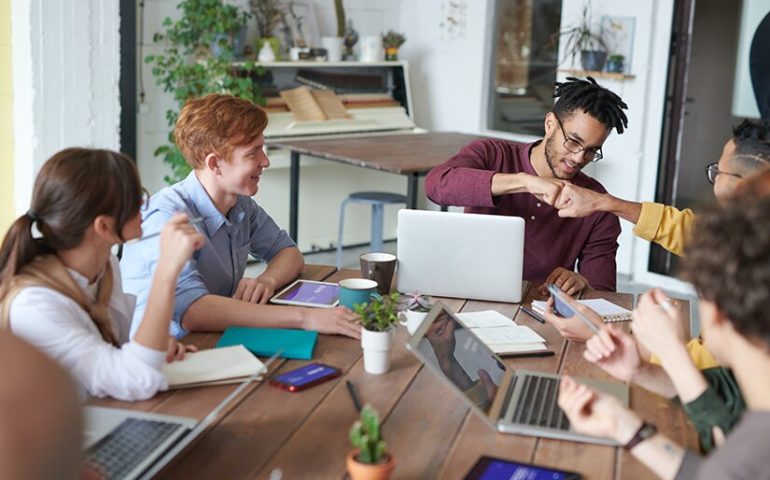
xmin=558 ymin=68 xmax=635 ymax=80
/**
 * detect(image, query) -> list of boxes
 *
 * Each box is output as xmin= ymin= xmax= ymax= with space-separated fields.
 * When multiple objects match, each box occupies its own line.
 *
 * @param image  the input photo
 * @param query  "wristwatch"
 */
xmin=624 ymin=422 xmax=657 ymax=450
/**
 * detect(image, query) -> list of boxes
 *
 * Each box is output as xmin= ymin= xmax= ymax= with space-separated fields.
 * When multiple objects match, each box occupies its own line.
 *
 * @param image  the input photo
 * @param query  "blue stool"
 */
xmin=336 ymin=191 xmax=407 ymax=268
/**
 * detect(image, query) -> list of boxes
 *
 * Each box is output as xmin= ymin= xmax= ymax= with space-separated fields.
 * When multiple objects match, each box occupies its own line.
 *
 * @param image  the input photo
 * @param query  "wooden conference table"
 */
xmin=89 ymin=265 xmax=697 ymax=479
xmin=268 ymin=132 xmax=485 ymax=242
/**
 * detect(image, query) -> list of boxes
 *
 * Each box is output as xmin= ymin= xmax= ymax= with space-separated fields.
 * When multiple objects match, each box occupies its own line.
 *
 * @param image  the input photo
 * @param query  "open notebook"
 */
xmin=457 ymin=310 xmax=547 ymax=355
xmin=161 ymin=345 xmax=266 ymax=388
xmin=532 ymin=298 xmax=632 ymax=323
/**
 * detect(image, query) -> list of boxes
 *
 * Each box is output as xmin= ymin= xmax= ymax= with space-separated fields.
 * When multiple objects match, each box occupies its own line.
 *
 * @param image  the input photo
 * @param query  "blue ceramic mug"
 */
xmin=338 ymin=278 xmax=380 ymax=310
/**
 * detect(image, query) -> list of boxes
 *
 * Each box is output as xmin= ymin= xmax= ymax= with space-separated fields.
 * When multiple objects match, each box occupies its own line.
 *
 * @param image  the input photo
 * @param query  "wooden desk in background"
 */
xmin=268 ymin=132 xmax=485 ymax=242
xmin=89 ymin=267 xmax=697 ymax=479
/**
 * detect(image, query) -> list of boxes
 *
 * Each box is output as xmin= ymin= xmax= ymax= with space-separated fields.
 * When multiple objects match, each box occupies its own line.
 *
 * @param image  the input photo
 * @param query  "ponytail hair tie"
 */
xmin=26 ymin=210 xmax=38 ymax=222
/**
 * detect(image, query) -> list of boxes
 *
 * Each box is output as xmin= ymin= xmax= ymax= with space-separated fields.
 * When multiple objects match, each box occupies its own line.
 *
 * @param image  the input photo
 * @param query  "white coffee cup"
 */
xmin=321 ymin=36 xmax=344 ymax=62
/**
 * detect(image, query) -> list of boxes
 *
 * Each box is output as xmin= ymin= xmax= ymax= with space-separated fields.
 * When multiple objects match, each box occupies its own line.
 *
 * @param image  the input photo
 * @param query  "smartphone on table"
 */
xmin=463 ymin=455 xmax=581 ymax=480
xmin=269 ymin=363 xmax=342 ymax=392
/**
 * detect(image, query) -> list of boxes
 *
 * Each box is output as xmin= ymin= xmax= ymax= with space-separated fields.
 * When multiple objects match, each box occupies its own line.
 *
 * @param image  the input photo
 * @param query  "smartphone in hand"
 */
xmin=547 ymin=283 xmax=576 ymax=318
xmin=269 ymin=363 xmax=341 ymax=392
xmin=547 ymin=284 xmax=601 ymax=335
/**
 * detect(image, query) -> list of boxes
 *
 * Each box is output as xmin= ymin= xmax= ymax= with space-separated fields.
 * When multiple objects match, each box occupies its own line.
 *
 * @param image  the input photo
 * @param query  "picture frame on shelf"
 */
xmin=601 ymin=16 xmax=635 ymax=74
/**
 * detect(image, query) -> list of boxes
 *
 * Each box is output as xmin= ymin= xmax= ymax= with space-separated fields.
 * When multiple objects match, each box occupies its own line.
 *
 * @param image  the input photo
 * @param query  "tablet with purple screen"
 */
xmin=270 ymin=280 xmax=340 ymax=308
xmin=464 ymin=456 xmax=581 ymax=480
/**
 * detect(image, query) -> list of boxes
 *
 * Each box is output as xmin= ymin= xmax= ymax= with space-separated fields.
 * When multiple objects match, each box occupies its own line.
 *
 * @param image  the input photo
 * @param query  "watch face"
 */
xmin=640 ymin=423 xmax=657 ymax=439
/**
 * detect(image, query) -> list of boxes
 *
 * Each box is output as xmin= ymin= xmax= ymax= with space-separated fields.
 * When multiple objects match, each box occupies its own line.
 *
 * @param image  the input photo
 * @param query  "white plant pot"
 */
xmin=361 ymin=327 xmax=394 ymax=375
xmin=400 ymin=309 xmax=429 ymax=335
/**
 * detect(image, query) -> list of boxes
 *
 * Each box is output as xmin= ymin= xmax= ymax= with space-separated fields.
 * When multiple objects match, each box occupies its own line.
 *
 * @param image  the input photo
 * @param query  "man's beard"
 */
xmin=544 ymin=135 xmax=580 ymax=180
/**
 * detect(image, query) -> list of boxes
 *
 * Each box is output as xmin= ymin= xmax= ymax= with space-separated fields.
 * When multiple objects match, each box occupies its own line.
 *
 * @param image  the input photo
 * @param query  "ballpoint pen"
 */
xmin=346 ymin=380 xmax=363 ymax=412
xmin=125 ymin=216 xmax=205 ymax=244
xmin=520 ymin=305 xmax=546 ymax=324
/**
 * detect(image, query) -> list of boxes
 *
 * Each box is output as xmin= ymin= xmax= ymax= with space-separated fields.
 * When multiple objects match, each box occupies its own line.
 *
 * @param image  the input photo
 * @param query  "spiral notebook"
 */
xmin=531 ymin=298 xmax=632 ymax=323
xmin=161 ymin=345 xmax=265 ymax=389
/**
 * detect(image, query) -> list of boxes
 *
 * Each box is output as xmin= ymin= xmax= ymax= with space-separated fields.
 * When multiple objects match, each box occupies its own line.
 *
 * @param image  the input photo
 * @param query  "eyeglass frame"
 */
xmin=705 ymin=162 xmax=743 ymax=185
xmin=553 ymin=114 xmax=604 ymax=162
xmin=140 ymin=188 xmax=151 ymax=212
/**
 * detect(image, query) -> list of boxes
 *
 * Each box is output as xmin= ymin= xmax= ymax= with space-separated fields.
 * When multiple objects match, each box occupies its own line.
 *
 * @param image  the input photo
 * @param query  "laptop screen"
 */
xmin=413 ymin=307 xmax=506 ymax=413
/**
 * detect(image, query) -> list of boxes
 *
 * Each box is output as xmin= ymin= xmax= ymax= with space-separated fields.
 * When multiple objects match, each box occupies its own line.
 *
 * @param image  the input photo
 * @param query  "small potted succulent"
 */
xmin=398 ymin=292 xmax=433 ymax=335
xmin=605 ymin=54 xmax=625 ymax=73
xmin=381 ymin=30 xmax=406 ymax=61
xmin=347 ymin=404 xmax=396 ymax=480
xmin=354 ymin=292 xmax=400 ymax=375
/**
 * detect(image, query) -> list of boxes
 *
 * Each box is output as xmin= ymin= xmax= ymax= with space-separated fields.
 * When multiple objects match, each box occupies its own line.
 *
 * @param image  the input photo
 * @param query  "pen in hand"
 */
xmin=125 ymin=216 xmax=205 ymax=245
xmin=346 ymin=380 xmax=362 ymax=413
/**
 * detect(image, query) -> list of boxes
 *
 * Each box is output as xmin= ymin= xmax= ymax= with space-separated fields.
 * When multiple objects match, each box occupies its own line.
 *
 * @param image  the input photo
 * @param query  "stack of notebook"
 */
xmin=161 ymin=345 xmax=265 ymax=389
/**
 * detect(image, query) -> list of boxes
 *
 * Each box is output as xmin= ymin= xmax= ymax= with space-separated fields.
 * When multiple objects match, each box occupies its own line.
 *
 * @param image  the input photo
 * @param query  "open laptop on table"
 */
xmin=83 ymin=352 xmax=280 ymax=480
xmin=396 ymin=210 xmax=524 ymax=303
xmin=406 ymin=303 xmax=629 ymax=445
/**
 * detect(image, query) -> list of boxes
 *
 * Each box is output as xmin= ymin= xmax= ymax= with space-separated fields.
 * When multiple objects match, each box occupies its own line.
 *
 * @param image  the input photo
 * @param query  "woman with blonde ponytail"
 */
xmin=0 ymin=148 xmax=204 ymax=401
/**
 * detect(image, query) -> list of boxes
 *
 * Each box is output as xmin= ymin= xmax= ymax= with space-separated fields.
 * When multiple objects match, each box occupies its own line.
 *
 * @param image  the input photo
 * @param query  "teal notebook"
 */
xmin=215 ymin=327 xmax=318 ymax=360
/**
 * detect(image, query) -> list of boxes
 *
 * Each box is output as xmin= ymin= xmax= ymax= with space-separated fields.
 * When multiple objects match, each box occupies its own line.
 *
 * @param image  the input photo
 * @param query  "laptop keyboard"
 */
xmin=85 ymin=418 xmax=181 ymax=479
xmin=511 ymin=375 xmax=570 ymax=430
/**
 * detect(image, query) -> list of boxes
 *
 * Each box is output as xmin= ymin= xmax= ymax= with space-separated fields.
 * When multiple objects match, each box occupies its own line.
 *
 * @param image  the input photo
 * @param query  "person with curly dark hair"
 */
xmin=558 ymin=195 xmax=770 ymax=479
xmin=426 ymin=77 xmax=627 ymax=298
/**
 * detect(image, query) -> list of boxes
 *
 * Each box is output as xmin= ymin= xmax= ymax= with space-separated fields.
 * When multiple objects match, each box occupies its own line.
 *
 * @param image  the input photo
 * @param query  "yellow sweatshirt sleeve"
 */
xmin=633 ymin=202 xmax=695 ymax=257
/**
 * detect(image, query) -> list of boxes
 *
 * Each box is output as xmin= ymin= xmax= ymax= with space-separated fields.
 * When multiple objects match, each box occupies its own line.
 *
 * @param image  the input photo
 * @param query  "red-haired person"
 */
xmin=121 ymin=94 xmax=360 ymax=339
xmin=0 ymin=148 xmax=204 ymax=401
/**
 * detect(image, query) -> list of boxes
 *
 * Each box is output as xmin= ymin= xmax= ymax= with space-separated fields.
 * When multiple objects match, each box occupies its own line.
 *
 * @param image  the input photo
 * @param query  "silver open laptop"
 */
xmin=406 ymin=303 xmax=629 ymax=445
xmin=396 ymin=209 xmax=524 ymax=303
xmin=83 ymin=353 xmax=279 ymax=480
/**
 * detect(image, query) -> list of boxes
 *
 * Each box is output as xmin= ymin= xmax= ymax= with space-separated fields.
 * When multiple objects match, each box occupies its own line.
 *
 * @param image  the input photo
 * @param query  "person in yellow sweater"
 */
xmin=546 ymin=119 xmax=770 ymax=369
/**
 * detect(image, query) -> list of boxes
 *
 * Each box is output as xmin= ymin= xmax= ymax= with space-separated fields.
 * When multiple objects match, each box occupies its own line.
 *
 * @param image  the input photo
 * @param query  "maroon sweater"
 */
xmin=425 ymin=138 xmax=620 ymax=291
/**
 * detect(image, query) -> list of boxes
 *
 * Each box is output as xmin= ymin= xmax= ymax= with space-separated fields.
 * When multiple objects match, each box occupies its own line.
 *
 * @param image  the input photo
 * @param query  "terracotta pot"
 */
xmin=346 ymin=450 xmax=396 ymax=480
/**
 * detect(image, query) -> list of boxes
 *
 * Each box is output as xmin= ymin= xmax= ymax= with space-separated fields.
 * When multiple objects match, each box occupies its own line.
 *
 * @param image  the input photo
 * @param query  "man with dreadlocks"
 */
xmin=426 ymin=77 xmax=627 ymax=295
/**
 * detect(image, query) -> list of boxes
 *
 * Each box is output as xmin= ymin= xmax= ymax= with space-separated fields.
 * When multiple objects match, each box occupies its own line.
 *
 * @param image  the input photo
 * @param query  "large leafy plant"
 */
xmin=146 ymin=0 xmax=265 ymax=184
xmin=555 ymin=2 xmax=607 ymax=66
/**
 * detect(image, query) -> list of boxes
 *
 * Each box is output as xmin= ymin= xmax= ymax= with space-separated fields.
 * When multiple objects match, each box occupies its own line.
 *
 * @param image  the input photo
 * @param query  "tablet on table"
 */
xmin=270 ymin=279 xmax=340 ymax=308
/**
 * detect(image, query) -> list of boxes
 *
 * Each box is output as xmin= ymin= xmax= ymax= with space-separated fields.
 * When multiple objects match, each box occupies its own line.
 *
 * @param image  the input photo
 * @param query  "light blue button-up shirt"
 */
xmin=121 ymin=172 xmax=296 ymax=338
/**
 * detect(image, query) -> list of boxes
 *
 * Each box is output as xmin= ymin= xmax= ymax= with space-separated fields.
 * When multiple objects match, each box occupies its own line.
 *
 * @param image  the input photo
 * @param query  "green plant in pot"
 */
xmin=605 ymin=54 xmax=625 ymax=73
xmin=555 ymin=2 xmax=608 ymax=72
xmin=381 ymin=30 xmax=406 ymax=61
xmin=347 ymin=404 xmax=396 ymax=480
xmin=146 ymin=0 xmax=264 ymax=184
xmin=250 ymin=0 xmax=284 ymax=61
xmin=354 ymin=292 xmax=400 ymax=375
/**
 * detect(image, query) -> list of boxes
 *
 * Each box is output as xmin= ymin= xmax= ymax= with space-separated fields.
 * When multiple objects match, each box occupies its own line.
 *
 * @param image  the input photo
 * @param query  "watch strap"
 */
xmin=624 ymin=422 xmax=657 ymax=450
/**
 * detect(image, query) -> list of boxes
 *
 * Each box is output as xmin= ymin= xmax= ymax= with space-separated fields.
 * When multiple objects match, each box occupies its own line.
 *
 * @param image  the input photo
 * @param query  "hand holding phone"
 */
xmin=269 ymin=363 xmax=341 ymax=392
xmin=547 ymin=284 xmax=601 ymax=335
